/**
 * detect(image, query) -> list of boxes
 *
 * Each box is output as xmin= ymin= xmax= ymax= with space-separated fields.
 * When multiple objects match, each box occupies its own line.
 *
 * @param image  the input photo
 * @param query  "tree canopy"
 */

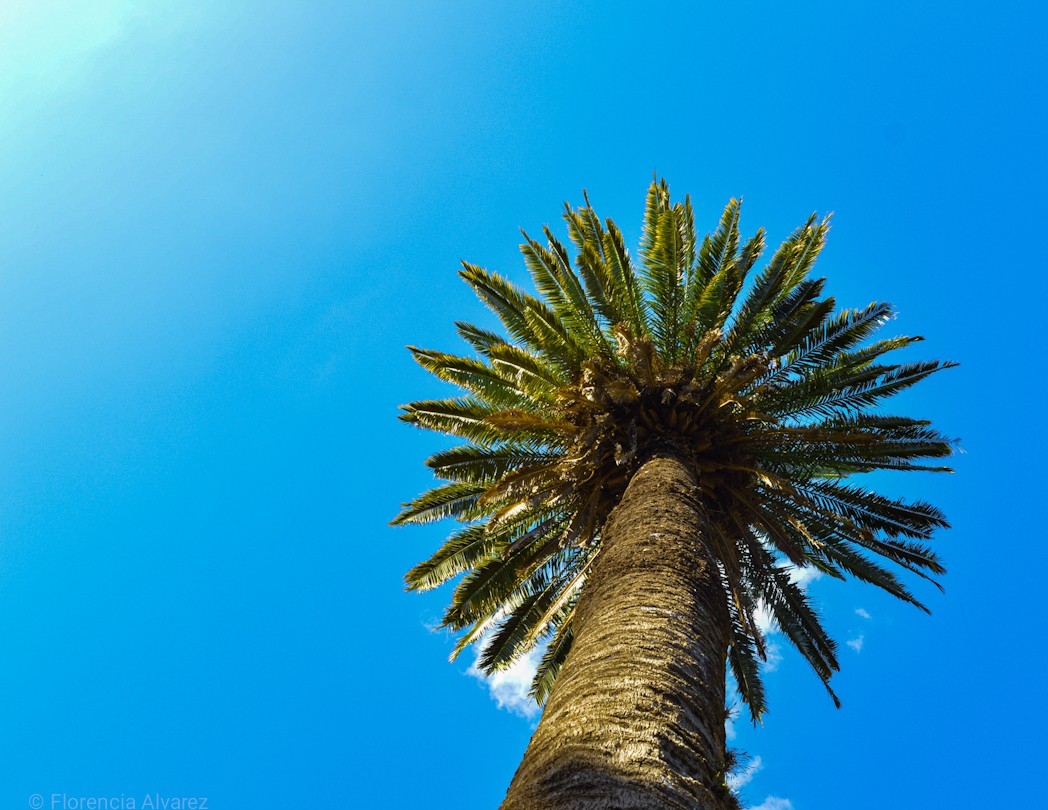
xmin=394 ymin=179 xmax=955 ymax=721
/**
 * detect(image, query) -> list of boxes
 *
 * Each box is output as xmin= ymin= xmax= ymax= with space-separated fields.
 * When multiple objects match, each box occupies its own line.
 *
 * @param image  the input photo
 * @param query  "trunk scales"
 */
xmin=501 ymin=447 xmax=732 ymax=810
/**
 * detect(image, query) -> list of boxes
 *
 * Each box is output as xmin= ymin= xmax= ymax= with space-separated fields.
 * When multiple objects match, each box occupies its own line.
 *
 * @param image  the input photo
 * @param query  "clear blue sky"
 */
xmin=1 ymin=2 xmax=1044 ymax=808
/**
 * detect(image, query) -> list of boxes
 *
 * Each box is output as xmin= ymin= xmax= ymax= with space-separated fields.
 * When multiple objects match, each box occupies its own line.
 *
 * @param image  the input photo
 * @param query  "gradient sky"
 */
xmin=1 ymin=2 xmax=1045 ymax=808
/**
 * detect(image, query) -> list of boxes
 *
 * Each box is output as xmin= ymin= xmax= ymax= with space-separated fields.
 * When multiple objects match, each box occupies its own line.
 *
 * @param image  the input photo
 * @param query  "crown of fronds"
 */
xmin=394 ymin=180 xmax=955 ymax=720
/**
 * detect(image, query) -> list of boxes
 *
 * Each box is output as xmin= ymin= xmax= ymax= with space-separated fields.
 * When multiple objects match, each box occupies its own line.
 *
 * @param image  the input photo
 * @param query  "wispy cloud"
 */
xmin=855 ymin=607 xmax=872 ymax=620
xmin=749 ymin=797 xmax=794 ymax=810
xmin=789 ymin=564 xmax=822 ymax=589
xmin=467 ymin=645 xmax=542 ymax=719
xmin=754 ymin=602 xmax=775 ymax=635
xmin=728 ymin=755 xmax=763 ymax=791
xmin=846 ymin=634 xmax=865 ymax=653
xmin=762 ymin=641 xmax=784 ymax=673
xmin=422 ymin=616 xmax=444 ymax=633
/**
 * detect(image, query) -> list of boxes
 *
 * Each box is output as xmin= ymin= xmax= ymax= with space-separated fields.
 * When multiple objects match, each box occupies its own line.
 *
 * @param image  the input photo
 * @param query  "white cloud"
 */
xmin=846 ymin=634 xmax=865 ymax=653
xmin=855 ymin=608 xmax=872 ymax=620
xmin=754 ymin=601 xmax=776 ymax=635
xmin=727 ymin=755 xmax=763 ymax=791
xmin=749 ymin=798 xmax=794 ymax=810
xmin=467 ymin=645 xmax=543 ymax=719
xmin=788 ymin=564 xmax=822 ymax=589
xmin=762 ymin=641 xmax=783 ymax=673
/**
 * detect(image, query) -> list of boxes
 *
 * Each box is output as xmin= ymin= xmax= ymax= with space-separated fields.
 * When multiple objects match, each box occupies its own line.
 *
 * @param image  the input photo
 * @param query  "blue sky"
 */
xmin=1 ymin=1 xmax=1045 ymax=808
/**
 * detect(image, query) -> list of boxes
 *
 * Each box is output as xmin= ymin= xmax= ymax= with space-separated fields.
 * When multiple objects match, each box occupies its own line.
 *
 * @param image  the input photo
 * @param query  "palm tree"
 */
xmin=393 ymin=180 xmax=954 ymax=810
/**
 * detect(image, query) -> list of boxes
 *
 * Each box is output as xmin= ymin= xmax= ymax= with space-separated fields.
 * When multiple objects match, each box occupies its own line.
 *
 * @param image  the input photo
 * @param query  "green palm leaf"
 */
xmin=395 ymin=179 xmax=954 ymax=727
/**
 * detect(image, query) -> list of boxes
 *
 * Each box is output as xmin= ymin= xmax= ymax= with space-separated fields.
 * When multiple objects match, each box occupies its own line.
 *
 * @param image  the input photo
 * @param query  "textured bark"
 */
xmin=500 ymin=447 xmax=732 ymax=810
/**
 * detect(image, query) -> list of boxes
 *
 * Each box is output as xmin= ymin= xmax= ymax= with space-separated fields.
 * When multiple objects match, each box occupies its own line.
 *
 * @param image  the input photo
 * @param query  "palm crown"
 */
xmin=394 ymin=179 xmax=954 ymax=721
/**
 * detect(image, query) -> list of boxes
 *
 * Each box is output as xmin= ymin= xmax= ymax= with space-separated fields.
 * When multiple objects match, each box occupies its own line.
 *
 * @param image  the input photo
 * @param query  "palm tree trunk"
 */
xmin=500 ymin=447 xmax=732 ymax=810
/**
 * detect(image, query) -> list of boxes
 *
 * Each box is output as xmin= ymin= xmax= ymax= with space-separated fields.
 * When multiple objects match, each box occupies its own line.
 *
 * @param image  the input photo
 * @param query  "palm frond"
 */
xmin=396 ymin=179 xmax=953 ymax=721
xmin=531 ymin=617 xmax=575 ymax=704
